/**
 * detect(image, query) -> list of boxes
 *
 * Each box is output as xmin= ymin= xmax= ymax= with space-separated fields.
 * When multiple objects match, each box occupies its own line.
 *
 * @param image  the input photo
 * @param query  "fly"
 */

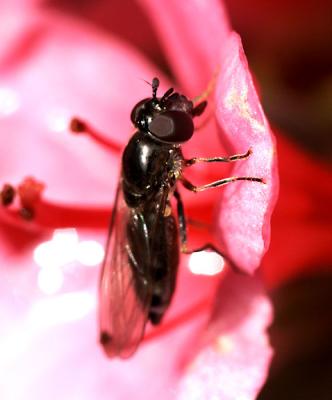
xmin=99 ymin=77 xmax=264 ymax=358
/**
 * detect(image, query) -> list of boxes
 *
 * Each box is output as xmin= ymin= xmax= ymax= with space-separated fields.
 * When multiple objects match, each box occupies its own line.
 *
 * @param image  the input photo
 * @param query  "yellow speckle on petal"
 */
xmin=224 ymin=86 xmax=265 ymax=133
xmin=214 ymin=335 xmax=234 ymax=354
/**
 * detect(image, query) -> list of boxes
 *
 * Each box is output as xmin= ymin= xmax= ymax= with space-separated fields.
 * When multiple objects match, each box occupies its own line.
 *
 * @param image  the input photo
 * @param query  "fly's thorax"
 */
xmin=122 ymin=131 xmax=184 ymax=208
xmin=166 ymin=147 xmax=184 ymax=183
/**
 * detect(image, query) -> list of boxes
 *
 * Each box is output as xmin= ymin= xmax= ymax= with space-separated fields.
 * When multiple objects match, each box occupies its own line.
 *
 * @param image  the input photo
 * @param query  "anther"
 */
xmin=1 ymin=184 xmax=15 ymax=206
xmin=100 ymin=331 xmax=112 ymax=345
xmin=17 ymin=177 xmax=45 ymax=216
xmin=70 ymin=117 xmax=86 ymax=133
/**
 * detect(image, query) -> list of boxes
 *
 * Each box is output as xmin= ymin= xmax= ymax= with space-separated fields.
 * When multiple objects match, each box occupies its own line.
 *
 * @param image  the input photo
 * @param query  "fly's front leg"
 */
xmin=183 ymin=148 xmax=265 ymax=190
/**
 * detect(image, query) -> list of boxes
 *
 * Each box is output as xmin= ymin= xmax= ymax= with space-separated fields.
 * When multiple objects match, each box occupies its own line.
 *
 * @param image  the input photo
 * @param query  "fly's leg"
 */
xmin=173 ymin=189 xmax=188 ymax=248
xmin=173 ymin=188 xmax=216 ymax=253
xmin=181 ymin=176 xmax=264 ymax=192
xmin=173 ymin=189 xmax=239 ymax=271
xmin=182 ymin=148 xmax=265 ymax=191
xmin=187 ymin=218 xmax=211 ymax=230
xmin=185 ymin=148 xmax=252 ymax=166
xmin=192 ymin=65 xmax=220 ymax=106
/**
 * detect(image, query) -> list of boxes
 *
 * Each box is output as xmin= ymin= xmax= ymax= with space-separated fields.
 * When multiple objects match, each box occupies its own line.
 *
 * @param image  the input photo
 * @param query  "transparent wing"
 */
xmin=99 ymin=183 xmax=152 ymax=358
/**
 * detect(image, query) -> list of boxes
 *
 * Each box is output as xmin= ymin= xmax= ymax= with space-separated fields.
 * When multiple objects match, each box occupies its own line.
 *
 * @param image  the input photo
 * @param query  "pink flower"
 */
xmin=0 ymin=1 xmax=277 ymax=399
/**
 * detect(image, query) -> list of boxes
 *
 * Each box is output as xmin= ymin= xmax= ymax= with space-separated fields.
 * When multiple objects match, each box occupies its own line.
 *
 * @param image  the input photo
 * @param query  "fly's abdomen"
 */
xmin=149 ymin=214 xmax=179 ymax=325
xmin=125 ymin=209 xmax=179 ymax=326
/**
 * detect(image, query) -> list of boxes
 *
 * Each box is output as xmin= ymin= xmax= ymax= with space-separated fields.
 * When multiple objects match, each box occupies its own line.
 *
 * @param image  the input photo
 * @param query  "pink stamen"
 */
xmin=2 ymin=201 xmax=112 ymax=230
xmin=1 ymin=177 xmax=112 ymax=230
xmin=143 ymin=297 xmax=212 ymax=343
xmin=70 ymin=117 xmax=122 ymax=153
xmin=34 ymin=201 xmax=111 ymax=229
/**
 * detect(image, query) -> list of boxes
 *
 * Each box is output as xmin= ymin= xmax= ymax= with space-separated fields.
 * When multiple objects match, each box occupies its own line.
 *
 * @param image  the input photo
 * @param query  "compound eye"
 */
xmin=130 ymin=98 xmax=150 ymax=125
xmin=148 ymin=110 xmax=194 ymax=143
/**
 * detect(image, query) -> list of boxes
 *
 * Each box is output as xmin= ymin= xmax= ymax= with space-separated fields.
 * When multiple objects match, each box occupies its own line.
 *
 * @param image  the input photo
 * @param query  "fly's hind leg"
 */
xmin=173 ymin=188 xmax=188 ymax=250
xmin=173 ymin=189 xmax=238 ymax=272
xmin=181 ymin=176 xmax=264 ymax=192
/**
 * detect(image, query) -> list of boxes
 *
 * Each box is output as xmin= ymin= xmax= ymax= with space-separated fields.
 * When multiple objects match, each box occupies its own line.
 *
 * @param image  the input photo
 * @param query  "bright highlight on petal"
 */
xmin=53 ymin=228 xmax=79 ymax=248
xmin=0 ymin=87 xmax=20 ymax=117
xmin=76 ymin=240 xmax=104 ymax=267
xmin=28 ymin=292 xmax=96 ymax=328
xmin=37 ymin=267 xmax=64 ymax=295
xmin=33 ymin=229 xmax=79 ymax=269
xmin=188 ymin=251 xmax=225 ymax=276
xmin=215 ymin=335 xmax=234 ymax=354
xmin=46 ymin=108 xmax=71 ymax=132
xmin=34 ymin=228 xmax=104 ymax=272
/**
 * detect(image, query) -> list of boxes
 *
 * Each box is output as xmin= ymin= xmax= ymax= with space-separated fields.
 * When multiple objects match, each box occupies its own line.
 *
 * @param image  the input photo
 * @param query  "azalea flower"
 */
xmin=0 ymin=1 xmax=278 ymax=399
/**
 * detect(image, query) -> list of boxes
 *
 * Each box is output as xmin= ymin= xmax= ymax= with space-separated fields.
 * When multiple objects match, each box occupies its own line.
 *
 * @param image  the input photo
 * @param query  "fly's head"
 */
xmin=130 ymin=78 xmax=207 ymax=144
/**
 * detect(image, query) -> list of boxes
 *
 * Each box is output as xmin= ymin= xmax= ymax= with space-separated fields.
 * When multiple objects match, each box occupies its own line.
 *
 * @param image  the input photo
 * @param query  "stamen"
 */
xmin=0 ymin=177 xmax=44 ymax=224
xmin=143 ymin=297 xmax=212 ymax=343
xmin=192 ymin=65 xmax=220 ymax=105
xmin=3 ymin=201 xmax=112 ymax=230
xmin=34 ymin=201 xmax=111 ymax=229
xmin=1 ymin=177 xmax=112 ymax=229
xmin=70 ymin=117 xmax=122 ymax=153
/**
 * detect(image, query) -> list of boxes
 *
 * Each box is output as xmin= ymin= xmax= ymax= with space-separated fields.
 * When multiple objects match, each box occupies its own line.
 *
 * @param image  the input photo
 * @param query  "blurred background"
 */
xmin=225 ymin=1 xmax=332 ymax=398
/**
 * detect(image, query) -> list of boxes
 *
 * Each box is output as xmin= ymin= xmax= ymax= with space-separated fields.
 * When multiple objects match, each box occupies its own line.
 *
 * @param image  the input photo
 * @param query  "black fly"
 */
xmin=99 ymin=77 xmax=264 ymax=358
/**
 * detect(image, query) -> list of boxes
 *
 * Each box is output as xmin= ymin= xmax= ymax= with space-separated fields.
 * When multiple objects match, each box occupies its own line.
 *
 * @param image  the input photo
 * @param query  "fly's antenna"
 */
xmin=152 ymin=77 xmax=159 ymax=98
xmin=140 ymin=77 xmax=160 ymax=98
xmin=160 ymin=87 xmax=174 ymax=104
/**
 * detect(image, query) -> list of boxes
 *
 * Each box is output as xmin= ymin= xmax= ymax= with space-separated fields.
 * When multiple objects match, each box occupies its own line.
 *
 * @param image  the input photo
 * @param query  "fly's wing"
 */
xmin=99 ymin=183 xmax=152 ymax=358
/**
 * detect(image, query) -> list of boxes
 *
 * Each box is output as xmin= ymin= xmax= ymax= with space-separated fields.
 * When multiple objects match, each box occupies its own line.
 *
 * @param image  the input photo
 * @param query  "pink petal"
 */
xmin=0 ymin=4 xmax=40 ymax=64
xmin=177 ymin=271 xmax=273 ymax=400
xmin=215 ymin=33 xmax=279 ymax=273
xmin=0 ymin=211 xmax=270 ymax=400
xmin=0 ymin=223 xmax=225 ymax=399
xmin=139 ymin=0 xmax=231 ymax=95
